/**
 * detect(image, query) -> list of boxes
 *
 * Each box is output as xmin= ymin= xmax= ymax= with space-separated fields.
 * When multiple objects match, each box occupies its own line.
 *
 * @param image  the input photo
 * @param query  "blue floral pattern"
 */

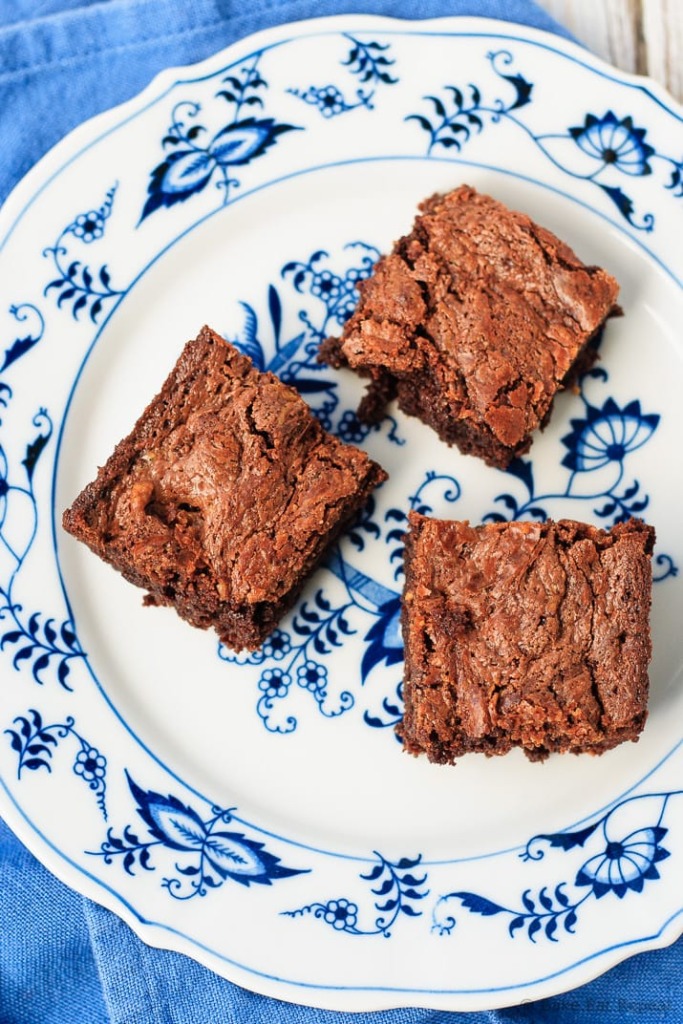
xmin=224 ymin=242 xmax=395 ymax=436
xmin=560 ymin=392 xmax=659 ymax=473
xmin=408 ymin=50 xmax=683 ymax=231
xmin=43 ymin=184 xmax=123 ymax=321
xmin=433 ymin=790 xmax=679 ymax=943
xmin=141 ymin=57 xmax=299 ymax=221
xmin=569 ymin=112 xmax=655 ymax=177
xmin=90 ymin=772 xmax=307 ymax=900
xmin=284 ymin=853 xmax=428 ymax=936
xmin=0 ymin=305 xmax=84 ymax=688
xmin=219 ymin=465 xmax=462 ymax=735
xmin=289 ymin=34 xmax=397 ymax=117
xmin=5 ymin=709 xmax=107 ymax=818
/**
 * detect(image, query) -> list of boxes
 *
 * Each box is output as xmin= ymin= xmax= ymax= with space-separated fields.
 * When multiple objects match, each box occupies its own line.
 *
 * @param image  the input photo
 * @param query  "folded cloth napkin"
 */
xmin=1 ymin=2 xmax=682 ymax=1023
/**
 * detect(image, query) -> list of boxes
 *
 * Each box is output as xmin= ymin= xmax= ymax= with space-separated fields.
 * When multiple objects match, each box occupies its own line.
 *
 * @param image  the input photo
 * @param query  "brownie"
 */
xmin=399 ymin=513 xmax=655 ymax=763
xmin=320 ymin=185 xmax=620 ymax=468
xmin=62 ymin=326 xmax=387 ymax=650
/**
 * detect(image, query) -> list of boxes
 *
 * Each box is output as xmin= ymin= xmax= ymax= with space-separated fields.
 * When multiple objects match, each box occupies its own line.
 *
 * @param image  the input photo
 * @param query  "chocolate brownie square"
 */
xmin=399 ymin=513 xmax=654 ymax=763
xmin=320 ymin=185 xmax=620 ymax=468
xmin=63 ymin=326 xmax=387 ymax=650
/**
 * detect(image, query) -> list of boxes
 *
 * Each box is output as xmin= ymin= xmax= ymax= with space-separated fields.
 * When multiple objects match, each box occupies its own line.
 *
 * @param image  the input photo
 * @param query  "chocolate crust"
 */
xmin=63 ymin=326 xmax=387 ymax=650
xmin=399 ymin=513 xmax=655 ymax=763
xmin=320 ymin=185 xmax=620 ymax=468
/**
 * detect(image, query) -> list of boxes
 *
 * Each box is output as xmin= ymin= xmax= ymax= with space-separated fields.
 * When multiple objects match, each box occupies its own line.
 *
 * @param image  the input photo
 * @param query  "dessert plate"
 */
xmin=1 ymin=15 xmax=682 ymax=1011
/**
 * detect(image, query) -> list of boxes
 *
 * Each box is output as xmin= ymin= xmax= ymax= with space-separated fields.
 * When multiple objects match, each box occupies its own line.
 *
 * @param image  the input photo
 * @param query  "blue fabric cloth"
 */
xmin=1 ymin=2 xmax=682 ymax=1022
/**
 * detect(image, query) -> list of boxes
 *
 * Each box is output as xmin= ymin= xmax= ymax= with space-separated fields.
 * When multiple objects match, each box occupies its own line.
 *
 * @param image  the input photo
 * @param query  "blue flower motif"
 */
xmin=561 ymin=398 xmax=659 ymax=472
xmin=337 ymin=410 xmax=369 ymax=444
xmin=73 ymin=745 xmax=106 ymax=784
xmin=70 ymin=211 xmax=106 ymax=243
xmin=297 ymin=660 xmax=327 ymax=693
xmin=258 ymin=668 xmax=291 ymax=699
xmin=254 ymin=667 xmax=290 ymax=700
xmin=322 ymin=897 xmax=359 ymax=930
xmin=569 ymin=112 xmax=655 ymax=176
xmin=315 ymin=86 xmax=346 ymax=118
xmin=261 ymin=629 xmax=291 ymax=661
xmin=311 ymin=269 xmax=343 ymax=302
xmin=575 ymin=826 xmax=670 ymax=899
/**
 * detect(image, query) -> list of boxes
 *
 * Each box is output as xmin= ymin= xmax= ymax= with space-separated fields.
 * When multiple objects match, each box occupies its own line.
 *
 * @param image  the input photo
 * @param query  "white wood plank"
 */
xmin=536 ymin=0 xmax=683 ymax=102
xmin=641 ymin=0 xmax=683 ymax=101
xmin=534 ymin=0 xmax=639 ymax=73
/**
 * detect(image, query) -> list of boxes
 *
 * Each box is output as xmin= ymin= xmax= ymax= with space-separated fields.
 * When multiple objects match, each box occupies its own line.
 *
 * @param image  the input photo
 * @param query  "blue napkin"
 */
xmin=1 ymin=2 xmax=682 ymax=1023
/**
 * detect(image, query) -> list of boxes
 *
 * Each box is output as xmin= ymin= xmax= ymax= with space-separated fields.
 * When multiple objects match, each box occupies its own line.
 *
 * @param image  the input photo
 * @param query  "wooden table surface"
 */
xmin=536 ymin=0 xmax=683 ymax=102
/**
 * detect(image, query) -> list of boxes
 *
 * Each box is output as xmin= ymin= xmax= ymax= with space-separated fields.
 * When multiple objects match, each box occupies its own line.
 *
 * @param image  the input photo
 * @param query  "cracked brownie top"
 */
xmin=399 ymin=513 xmax=655 ymax=763
xmin=62 ymin=326 xmax=386 ymax=648
xmin=321 ymin=185 xmax=620 ymax=467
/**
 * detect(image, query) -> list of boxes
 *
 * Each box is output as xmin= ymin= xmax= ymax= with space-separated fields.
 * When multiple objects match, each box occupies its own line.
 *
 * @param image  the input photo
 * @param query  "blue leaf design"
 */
xmin=361 ymin=597 xmax=403 ymax=681
xmin=268 ymin=284 xmax=282 ymax=346
xmin=126 ymin=773 xmax=207 ymax=851
xmin=398 ymin=873 xmax=427 ymax=887
xmin=234 ymin=302 xmax=265 ymax=369
xmin=538 ymin=887 xmax=553 ymax=911
xmin=203 ymin=831 xmax=307 ymax=886
xmin=522 ymin=890 xmax=536 ymax=913
xmin=140 ymin=150 xmax=215 ymax=221
xmin=57 ymin=661 xmax=72 ymax=688
xmin=1 ymin=335 xmax=38 ymax=374
xmin=22 ymin=432 xmax=50 ymax=481
xmin=5 ymin=730 xmax=22 ymax=753
xmin=209 ymin=117 xmax=299 ymax=166
xmin=598 ymin=184 xmax=654 ymax=231
xmin=530 ymin=822 xmax=600 ymax=853
xmin=564 ymin=909 xmax=578 ymax=933
xmin=501 ymin=72 xmax=533 ymax=109
xmin=406 ymin=113 xmax=434 ymax=133
xmin=361 ymin=863 xmax=384 ymax=881
xmin=175 ymin=864 xmax=200 ymax=876
xmin=454 ymin=892 xmax=504 ymax=917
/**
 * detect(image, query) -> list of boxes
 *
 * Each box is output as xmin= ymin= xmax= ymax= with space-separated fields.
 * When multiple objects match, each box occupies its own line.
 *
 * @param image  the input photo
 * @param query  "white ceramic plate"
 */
xmin=1 ymin=15 xmax=682 ymax=1012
